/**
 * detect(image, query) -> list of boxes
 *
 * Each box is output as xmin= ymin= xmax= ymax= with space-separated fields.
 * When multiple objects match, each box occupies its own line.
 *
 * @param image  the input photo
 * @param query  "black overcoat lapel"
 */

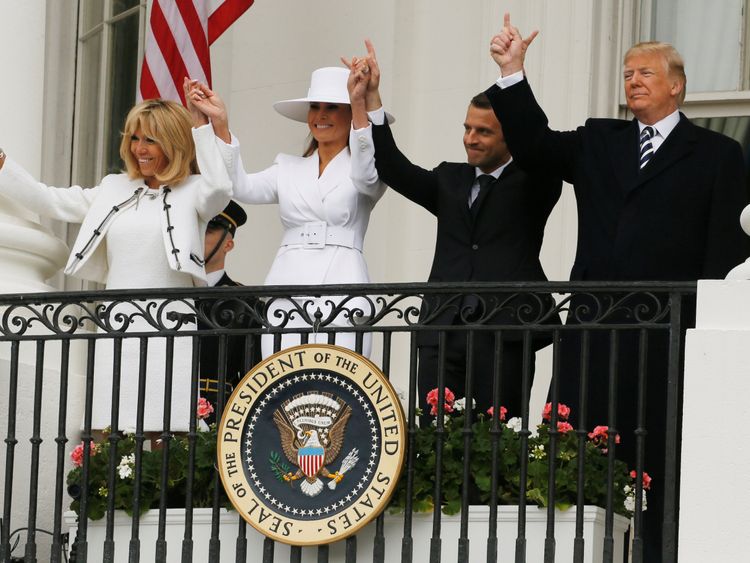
xmin=609 ymin=120 xmax=640 ymax=195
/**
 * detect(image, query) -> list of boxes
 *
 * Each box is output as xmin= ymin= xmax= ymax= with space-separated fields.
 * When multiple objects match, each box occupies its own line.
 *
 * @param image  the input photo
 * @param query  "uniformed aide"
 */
xmin=198 ymin=200 xmax=259 ymax=424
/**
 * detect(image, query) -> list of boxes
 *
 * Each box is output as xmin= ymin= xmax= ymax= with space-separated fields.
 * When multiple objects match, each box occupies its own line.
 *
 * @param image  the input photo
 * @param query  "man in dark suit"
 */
xmin=198 ymin=200 xmax=258 ymax=424
xmin=353 ymin=42 xmax=561 ymax=421
xmin=487 ymin=15 xmax=750 ymax=561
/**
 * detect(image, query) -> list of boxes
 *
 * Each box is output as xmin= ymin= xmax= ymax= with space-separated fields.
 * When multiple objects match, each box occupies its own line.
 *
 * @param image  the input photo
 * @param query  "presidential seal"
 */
xmin=218 ymin=344 xmax=406 ymax=545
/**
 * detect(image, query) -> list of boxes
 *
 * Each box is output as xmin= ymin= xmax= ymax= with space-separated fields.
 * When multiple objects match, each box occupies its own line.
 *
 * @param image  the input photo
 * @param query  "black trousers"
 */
xmin=417 ymin=331 xmax=534 ymax=423
xmin=557 ymin=328 xmax=671 ymax=563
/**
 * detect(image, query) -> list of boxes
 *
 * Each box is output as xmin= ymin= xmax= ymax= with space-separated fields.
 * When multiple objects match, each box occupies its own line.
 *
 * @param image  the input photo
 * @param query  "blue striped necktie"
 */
xmin=639 ymin=126 xmax=655 ymax=169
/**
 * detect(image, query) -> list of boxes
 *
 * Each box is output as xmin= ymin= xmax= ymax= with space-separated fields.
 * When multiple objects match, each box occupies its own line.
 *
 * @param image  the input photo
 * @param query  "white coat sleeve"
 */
xmin=212 ymin=133 xmax=279 ymax=205
xmin=349 ymin=123 xmax=386 ymax=202
xmin=192 ymin=124 xmax=234 ymax=222
xmin=0 ymin=158 xmax=97 ymax=222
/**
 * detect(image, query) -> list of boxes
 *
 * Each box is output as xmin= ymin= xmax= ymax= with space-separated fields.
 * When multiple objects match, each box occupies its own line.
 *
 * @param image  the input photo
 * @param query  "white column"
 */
xmin=0 ymin=1 xmax=69 ymax=293
xmin=0 ymin=6 xmax=79 ymax=562
xmin=679 ymin=279 xmax=750 ymax=560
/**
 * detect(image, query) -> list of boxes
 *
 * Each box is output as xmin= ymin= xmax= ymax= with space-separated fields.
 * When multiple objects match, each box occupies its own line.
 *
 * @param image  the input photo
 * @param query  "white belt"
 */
xmin=281 ymin=221 xmax=363 ymax=251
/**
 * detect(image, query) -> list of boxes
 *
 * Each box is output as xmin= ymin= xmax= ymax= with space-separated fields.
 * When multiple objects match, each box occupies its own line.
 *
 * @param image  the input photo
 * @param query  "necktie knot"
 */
xmin=469 ymin=174 xmax=495 ymax=215
xmin=477 ymin=174 xmax=494 ymax=190
xmin=469 ymin=174 xmax=494 ymax=214
xmin=639 ymin=126 xmax=655 ymax=169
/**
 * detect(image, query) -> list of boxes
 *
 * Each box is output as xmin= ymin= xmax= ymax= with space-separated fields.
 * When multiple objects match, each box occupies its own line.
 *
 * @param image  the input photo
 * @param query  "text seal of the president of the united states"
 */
xmin=218 ymin=344 xmax=406 ymax=545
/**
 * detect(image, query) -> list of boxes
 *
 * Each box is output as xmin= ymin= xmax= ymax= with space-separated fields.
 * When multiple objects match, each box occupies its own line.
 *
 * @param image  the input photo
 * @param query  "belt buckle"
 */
xmin=302 ymin=221 xmax=326 ymax=249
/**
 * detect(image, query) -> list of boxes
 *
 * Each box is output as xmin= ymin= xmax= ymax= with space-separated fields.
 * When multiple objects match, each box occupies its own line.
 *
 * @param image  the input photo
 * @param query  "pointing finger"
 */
xmin=365 ymin=38 xmax=377 ymax=61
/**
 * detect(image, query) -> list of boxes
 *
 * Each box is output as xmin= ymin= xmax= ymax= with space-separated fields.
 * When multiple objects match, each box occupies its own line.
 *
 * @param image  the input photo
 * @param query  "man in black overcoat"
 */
xmin=353 ymin=42 xmax=561 ymax=421
xmin=198 ymin=201 xmax=258 ymax=424
xmin=487 ymin=15 xmax=750 ymax=561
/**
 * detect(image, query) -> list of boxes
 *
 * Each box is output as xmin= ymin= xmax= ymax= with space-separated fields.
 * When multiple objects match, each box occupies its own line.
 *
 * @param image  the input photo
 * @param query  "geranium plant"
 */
xmin=66 ymin=398 xmax=230 ymax=520
xmin=390 ymin=388 xmax=650 ymax=516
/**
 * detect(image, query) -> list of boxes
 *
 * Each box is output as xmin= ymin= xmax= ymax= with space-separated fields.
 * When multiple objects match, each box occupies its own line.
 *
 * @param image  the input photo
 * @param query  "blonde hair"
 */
xmin=624 ymin=41 xmax=687 ymax=105
xmin=119 ymin=99 xmax=198 ymax=186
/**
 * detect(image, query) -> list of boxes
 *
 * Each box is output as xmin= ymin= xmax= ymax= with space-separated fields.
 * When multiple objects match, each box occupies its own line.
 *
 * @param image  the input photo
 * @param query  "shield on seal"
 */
xmin=298 ymin=444 xmax=325 ymax=478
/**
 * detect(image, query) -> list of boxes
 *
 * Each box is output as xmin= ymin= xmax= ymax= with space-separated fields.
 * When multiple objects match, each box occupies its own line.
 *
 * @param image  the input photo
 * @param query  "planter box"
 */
xmin=65 ymin=505 xmax=629 ymax=562
xmin=375 ymin=506 xmax=630 ymax=563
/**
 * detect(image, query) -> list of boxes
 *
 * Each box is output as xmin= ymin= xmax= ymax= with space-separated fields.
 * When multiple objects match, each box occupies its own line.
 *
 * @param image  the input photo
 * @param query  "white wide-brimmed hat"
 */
xmin=273 ymin=66 xmax=394 ymax=123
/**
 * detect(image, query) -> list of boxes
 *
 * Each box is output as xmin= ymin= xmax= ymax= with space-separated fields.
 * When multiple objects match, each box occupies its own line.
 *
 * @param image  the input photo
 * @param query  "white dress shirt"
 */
xmin=206 ymin=269 xmax=225 ymax=287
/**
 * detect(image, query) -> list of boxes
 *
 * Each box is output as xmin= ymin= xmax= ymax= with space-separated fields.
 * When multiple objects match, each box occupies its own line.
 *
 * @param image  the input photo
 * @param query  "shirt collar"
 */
xmin=639 ymin=109 xmax=680 ymax=141
xmin=206 ymin=269 xmax=225 ymax=287
xmin=475 ymin=156 xmax=513 ymax=180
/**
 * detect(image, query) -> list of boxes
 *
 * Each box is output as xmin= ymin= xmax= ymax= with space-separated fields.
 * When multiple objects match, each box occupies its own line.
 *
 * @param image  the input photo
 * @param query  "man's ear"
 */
xmin=225 ymin=237 xmax=235 ymax=253
xmin=670 ymin=76 xmax=684 ymax=99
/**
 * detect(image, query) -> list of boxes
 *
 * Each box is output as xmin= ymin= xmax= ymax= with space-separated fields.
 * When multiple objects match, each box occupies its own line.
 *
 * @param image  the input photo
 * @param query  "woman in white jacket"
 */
xmin=0 ymin=99 xmax=232 ymax=431
xmin=186 ymin=62 xmax=387 ymax=358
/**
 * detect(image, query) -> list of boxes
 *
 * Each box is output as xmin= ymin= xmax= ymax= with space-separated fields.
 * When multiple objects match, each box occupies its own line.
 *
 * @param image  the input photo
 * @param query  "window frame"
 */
xmin=618 ymin=0 xmax=750 ymax=120
xmin=71 ymin=0 xmax=147 ymax=186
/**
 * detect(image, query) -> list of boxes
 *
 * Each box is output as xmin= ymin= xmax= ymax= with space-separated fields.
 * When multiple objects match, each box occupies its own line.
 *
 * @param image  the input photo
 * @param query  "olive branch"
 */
xmin=269 ymin=450 xmax=293 ymax=482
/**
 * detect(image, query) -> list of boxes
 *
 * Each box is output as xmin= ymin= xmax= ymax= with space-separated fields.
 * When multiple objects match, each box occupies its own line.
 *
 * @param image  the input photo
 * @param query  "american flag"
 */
xmin=139 ymin=0 xmax=254 ymax=103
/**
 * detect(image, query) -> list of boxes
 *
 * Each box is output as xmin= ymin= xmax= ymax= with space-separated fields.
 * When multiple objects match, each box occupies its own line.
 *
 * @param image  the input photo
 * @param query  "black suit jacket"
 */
xmin=372 ymin=120 xmax=562 ymax=344
xmin=486 ymin=79 xmax=750 ymax=282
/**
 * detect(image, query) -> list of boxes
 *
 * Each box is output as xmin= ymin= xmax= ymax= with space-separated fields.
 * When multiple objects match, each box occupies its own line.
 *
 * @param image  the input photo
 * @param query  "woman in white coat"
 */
xmin=186 ymin=61 xmax=387 ymax=358
xmin=0 ymin=100 xmax=232 ymax=431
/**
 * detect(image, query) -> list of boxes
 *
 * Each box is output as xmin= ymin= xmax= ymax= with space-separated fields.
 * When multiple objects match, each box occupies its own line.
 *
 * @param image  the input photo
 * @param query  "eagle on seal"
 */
xmin=273 ymin=392 xmax=352 ymax=497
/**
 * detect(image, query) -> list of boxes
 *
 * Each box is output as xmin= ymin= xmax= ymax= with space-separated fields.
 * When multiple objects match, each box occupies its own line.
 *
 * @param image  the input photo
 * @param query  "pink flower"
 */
xmin=486 ymin=406 xmax=508 ymax=421
xmin=542 ymin=402 xmax=571 ymax=422
xmin=587 ymin=425 xmax=621 ymax=450
xmin=197 ymin=397 xmax=214 ymax=420
xmin=630 ymin=470 xmax=652 ymax=490
xmin=70 ymin=442 xmax=97 ymax=468
xmin=557 ymin=421 xmax=574 ymax=433
xmin=426 ymin=387 xmax=455 ymax=416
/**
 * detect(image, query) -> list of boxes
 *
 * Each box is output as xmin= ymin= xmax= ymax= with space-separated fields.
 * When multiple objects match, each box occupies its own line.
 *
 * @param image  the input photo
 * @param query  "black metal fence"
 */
xmin=0 ymin=282 xmax=696 ymax=563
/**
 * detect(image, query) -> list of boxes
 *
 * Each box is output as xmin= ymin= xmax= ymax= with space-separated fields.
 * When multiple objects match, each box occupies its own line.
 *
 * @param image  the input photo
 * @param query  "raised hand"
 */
xmin=489 ymin=13 xmax=538 ymax=76
xmin=342 ymin=55 xmax=370 ymax=103
xmin=341 ymin=55 xmax=371 ymax=129
xmin=361 ymin=40 xmax=381 ymax=93
xmin=343 ymin=39 xmax=383 ymax=112
xmin=183 ymin=78 xmax=230 ymax=143
xmin=361 ymin=39 xmax=383 ymax=112
xmin=183 ymin=77 xmax=209 ymax=127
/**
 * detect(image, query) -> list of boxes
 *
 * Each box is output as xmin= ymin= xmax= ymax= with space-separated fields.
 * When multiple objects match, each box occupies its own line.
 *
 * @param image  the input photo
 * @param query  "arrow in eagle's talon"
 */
xmin=327 ymin=471 xmax=344 ymax=484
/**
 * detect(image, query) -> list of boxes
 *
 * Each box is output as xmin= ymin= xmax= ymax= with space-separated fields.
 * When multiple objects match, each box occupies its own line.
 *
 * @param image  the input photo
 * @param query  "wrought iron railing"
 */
xmin=0 ymin=281 xmax=696 ymax=563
